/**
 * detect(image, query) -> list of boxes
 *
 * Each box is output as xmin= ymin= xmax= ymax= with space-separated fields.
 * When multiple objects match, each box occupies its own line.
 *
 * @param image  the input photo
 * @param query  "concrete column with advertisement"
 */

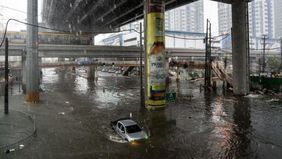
xmin=146 ymin=0 xmax=167 ymax=108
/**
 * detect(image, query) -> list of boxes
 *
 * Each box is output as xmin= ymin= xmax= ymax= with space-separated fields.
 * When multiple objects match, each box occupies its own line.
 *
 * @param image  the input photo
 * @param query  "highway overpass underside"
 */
xmin=25 ymin=0 xmax=251 ymax=104
xmin=42 ymin=0 xmax=236 ymax=33
xmin=43 ymin=0 xmax=197 ymax=32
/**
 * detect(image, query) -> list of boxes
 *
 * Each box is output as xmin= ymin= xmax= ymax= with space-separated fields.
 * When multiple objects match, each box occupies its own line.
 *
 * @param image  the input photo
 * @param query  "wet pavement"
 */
xmin=0 ymin=67 xmax=282 ymax=159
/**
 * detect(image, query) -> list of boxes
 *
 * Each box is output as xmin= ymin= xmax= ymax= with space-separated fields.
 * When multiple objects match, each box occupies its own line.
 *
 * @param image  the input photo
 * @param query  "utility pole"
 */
xmin=262 ymin=34 xmax=267 ymax=73
xmin=139 ymin=22 xmax=144 ymax=107
xmin=204 ymin=19 xmax=212 ymax=90
xmin=143 ymin=0 xmax=147 ymax=107
xmin=280 ymin=37 xmax=282 ymax=72
xmin=4 ymin=38 xmax=9 ymax=115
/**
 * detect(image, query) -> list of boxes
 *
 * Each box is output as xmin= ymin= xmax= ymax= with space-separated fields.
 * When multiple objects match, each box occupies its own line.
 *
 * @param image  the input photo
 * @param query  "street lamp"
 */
xmin=261 ymin=34 xmax=268 ymax=73
xmin=280 ymin=37 xmax=282 ymax=72
xmin=139 ymin=22 xmax=144 ymax=107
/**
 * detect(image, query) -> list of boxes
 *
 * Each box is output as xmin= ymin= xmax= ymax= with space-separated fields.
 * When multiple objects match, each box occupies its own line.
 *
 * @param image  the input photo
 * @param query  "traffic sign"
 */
xmin=166 ymin=92 xmax=176 ymax=103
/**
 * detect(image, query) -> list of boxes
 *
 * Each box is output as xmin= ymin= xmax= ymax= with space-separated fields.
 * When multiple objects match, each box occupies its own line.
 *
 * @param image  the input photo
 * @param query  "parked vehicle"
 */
xmin=110 ymin=118 xmax=148 ymax=142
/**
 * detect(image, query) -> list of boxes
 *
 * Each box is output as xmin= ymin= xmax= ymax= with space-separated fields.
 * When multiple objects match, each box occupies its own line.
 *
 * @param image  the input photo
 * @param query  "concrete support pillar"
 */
xmin=176 ymin=66 xmax=180 ymax=82
xmin=22 ymin=51 xmax=26 ymax=93
xmin=87 ymin=65 xmax=95 ymax=80
xmin=70 ymin=58 xmax=76 ymax=72
xmin=232 ymin=0 xmax=249 ymax=95
xmin=145 ymin=0 xmax=167 ymax=108
xmin=93 ymin=35 xmax=96 ymax=45
xmin=58 ymin=58 xmax=65 ymax=69
xmin=39 ymin=57 xmax=42 ymax=85
xmin=26 ymin=0 xmax=39 ymax=102
xmin=58 ymin=58 xmax=65 ymax=62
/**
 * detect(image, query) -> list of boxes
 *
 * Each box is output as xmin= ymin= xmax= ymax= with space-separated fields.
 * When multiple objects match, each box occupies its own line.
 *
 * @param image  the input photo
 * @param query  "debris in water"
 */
xmin=58 ymin=112 xmax=65 ymax=115
xmin=266 ymin=99 xmax=280 ymax=102
xmin=244 ymin=94 xmax=262 ymax=98
xmin=5 ymin=148 xmax=15 ymax=154
xmin=108 ymin=135 xmax=127 ymax=143
xmin=70 ymin=107 xmax=74 ymax=111
xmin=19 ymin=144 xmax=25 ymax=149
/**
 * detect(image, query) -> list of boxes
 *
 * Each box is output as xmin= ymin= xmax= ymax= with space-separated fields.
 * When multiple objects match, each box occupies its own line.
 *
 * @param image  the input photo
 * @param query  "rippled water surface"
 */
xmin=13 ymin=67 xmax=282 ymax=158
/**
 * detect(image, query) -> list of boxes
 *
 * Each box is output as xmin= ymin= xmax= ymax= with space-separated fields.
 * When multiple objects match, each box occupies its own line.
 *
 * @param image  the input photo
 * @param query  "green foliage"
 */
xmin=267 ymin=56 xmax=281 ymax=72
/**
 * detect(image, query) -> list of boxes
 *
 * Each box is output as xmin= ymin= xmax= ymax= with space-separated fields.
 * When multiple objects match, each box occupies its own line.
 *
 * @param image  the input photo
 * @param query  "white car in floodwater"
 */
xmin=111 ymin=118 xmax=148 ymax=142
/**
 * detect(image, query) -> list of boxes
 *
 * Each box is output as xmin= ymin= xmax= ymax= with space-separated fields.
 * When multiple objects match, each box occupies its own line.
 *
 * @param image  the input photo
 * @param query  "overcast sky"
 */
xmin=204 ymin=0 xmax=218 ymax=35
xmin=0 ymin=0 xmax=219 ymax=35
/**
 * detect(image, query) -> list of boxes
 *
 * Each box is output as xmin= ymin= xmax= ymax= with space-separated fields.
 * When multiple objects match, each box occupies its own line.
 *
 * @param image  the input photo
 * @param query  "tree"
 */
xmin=267 ymin=56 xmax=281 ymax=72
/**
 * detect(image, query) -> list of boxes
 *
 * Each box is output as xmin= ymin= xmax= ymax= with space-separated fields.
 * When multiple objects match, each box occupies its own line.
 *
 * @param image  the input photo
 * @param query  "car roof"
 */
xmin=118 ymin=119 xmax=137 ymax=127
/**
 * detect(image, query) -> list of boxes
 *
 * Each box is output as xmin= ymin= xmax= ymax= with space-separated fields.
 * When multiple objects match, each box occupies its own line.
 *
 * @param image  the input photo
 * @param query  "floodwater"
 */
xmin=5 ymin=67 xmax=282 ymax=158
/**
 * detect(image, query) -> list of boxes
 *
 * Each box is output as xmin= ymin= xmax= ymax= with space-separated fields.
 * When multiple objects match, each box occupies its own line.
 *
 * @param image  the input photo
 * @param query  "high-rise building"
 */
xmin=218 ymin=3 xmax=232 ymax=34
xmin=165 ymin=0 xmax=204 ymax=33
xmin=249 ymin=0 xmax=274 ymax=38
xmin=218 ymin=0 xmax=274 ymax=38
xmin=119 ymin=1 xmax=204 ymax=33
xmin=101 ymin=1 xmax=204 ymax=47
xmin=274 ymin=0 xmax=282 ymax=38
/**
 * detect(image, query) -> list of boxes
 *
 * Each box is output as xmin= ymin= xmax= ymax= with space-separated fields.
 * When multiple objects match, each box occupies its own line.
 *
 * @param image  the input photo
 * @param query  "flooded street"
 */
xmin=2 ymin=67 xmax=282 ymax=159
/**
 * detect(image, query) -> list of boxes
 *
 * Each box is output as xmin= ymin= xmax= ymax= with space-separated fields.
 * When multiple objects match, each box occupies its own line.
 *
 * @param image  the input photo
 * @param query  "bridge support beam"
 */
xmin=87 ymin=65 xmax=96 ymax=80
xmin=39 ymin=57 xmax=42 ymax=85
xmin=176 ymin=66 xmax=180 ymax=82
xmin=145 ymin=0 xmax=167 ymax=109
xmin=69 ymin=58 xmax=76 ymax=72
xmin=22 ymin=51 xmax=26 ymax=93
xmin=58 ymin=58 xmax=65 ymax=62
xmin=58 ymin=58 xmax=65 ymax=70
xmin=26 ymin=0 xmax=40 ymax=102
xmin=231 ymin=0 xmax=249 ymax=95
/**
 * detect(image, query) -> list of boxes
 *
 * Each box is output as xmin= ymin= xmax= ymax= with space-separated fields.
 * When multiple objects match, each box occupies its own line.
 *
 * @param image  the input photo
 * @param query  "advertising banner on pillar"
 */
xmin=146 ymin=0 xmax=167 ymax=107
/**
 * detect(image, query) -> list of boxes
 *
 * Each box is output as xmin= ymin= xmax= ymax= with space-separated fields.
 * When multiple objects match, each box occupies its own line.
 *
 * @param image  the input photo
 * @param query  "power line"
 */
xmin=0 ymin=18 xmax=72 ymax=48
xmin=0 ymin=18 xmax=148 ymax=48
xmin=0 ymin=5 xmax=26 ymax=14
xmin=251 ymin=47 xmax=281 ymax=51
xmin=165 ymin=34 xmax=204 ymax=40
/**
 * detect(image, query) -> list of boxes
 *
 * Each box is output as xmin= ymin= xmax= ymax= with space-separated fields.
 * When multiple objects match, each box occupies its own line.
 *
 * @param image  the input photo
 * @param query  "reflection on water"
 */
xmin=74 ymin=76 xmax=88 ymax=94
xmin=38 ymin=68 xmax=282 ymax=158
xmin=94 ymin=89 xmax=120 ymax=109
xmin=108 ymin=134 xmax=128 ymax=143
xmin=42 ymin=68 xmax=59 ymax=84
xmin=232 ymin=99 xmax=252 ymax=158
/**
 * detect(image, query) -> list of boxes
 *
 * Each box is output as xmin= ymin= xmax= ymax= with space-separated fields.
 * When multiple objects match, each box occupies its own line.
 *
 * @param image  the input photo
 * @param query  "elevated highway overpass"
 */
xmin=20 ymin=0 xmax=254 ymax=102
xmin=0 ymin=44 xmax=279 ymax=58
xmin=42 ymin=0 xmax=243 ymax=33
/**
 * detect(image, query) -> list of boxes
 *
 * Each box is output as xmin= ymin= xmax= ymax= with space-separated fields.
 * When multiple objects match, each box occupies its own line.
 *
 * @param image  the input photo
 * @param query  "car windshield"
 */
xmin=125 ymin=125 xmax=142 ymax=133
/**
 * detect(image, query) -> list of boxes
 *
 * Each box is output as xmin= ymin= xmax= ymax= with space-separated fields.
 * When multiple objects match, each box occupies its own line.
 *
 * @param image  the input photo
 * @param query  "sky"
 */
xmin=203 ymin=0 xmax=219 ymax=35
xmin=0 ymin=0 xmax=219 ymax=34
xmin=0 ymin=0 xmax=42 ymax=31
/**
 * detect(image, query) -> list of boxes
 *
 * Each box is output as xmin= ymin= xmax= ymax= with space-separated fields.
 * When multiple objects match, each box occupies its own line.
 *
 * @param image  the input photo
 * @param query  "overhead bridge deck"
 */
xmin=42 ymin=0 xmax=244 ymax=33
xmin=0 ymin=44 xmax=279 ymax=58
